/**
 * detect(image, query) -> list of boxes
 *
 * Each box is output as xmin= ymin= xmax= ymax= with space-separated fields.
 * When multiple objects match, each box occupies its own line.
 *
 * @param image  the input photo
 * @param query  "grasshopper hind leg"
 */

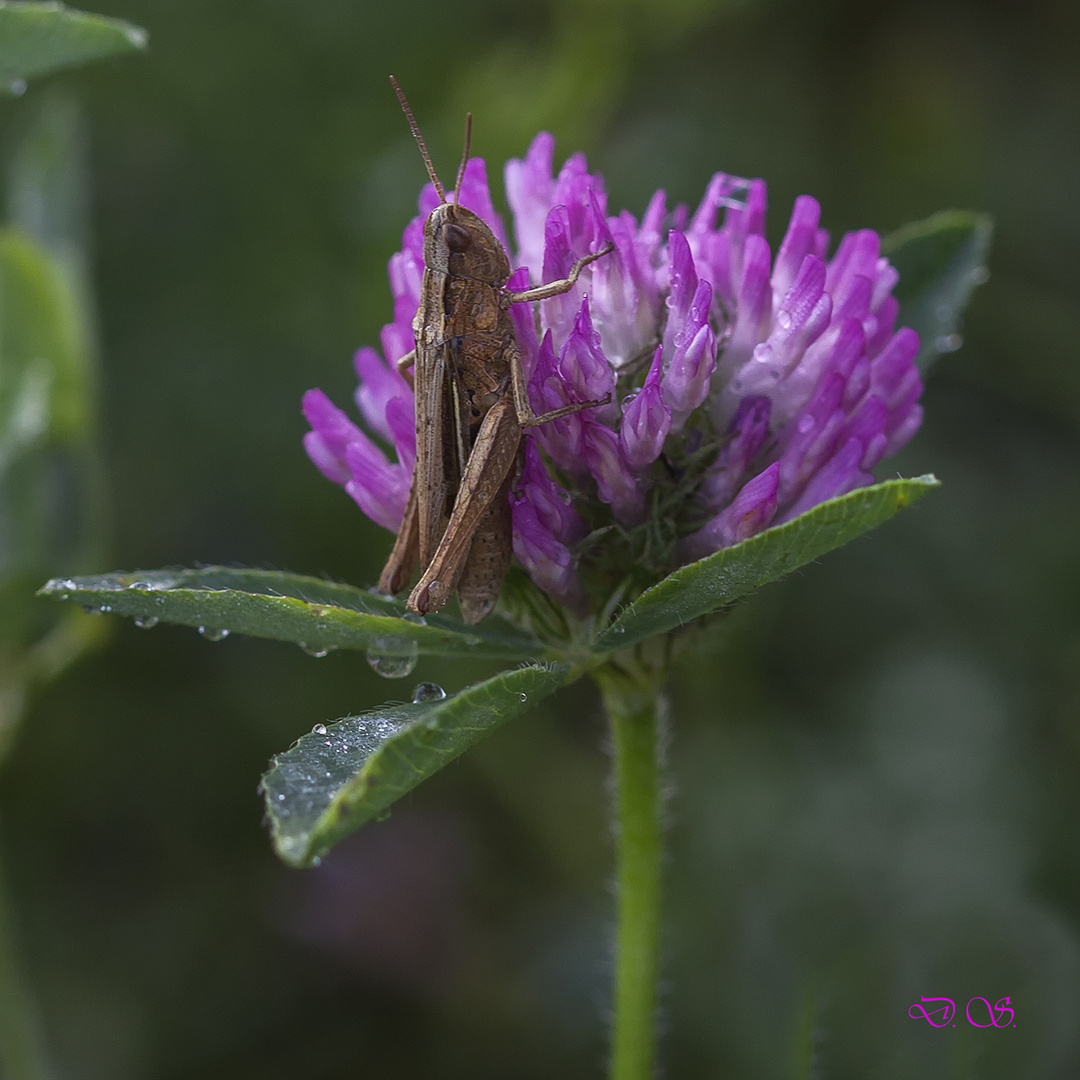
xmin=456 ymin=470 xmax=514 ymax=624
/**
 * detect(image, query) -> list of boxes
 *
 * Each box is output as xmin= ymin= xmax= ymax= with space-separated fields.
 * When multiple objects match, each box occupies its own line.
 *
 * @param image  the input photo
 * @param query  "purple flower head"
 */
xmin=303 ymin=133 xmax=924 ymax=616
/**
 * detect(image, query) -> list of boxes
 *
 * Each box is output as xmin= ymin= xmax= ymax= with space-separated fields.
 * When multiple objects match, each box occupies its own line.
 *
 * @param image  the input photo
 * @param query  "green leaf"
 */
xmin=37 ymin=566 xmax=545 ymax=660
xmin=592 ymin=476 xmax=940 ymax=655
xmin=0 ymin=2 xmax=146 ymax=87
xmin=261 ymin=663 xmax=572 ymax=867
xmin=883 ymin=210 xmax=993 ymax=371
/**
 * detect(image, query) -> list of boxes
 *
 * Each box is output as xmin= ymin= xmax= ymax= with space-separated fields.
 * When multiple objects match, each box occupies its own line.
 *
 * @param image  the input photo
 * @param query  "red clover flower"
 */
xmin=303 ymin=134 xmax=922 ymax=614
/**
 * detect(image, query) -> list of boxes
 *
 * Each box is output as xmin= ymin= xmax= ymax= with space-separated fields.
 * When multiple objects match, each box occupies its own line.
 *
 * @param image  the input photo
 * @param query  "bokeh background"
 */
xmin=2 ymin=0 xmax=1079 ymax=1076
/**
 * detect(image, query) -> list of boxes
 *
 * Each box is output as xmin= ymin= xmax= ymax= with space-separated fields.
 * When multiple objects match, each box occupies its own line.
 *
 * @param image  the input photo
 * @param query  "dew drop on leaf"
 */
xmin=134 ymin=616 xmax=159 ymax=629
xmin=412 ymin=682 xmax=447 ymax=703
xmin=312 ymin=723 xmax=327 ymax=735
xmin=198 ymin=626 xmax=230 ymax=641
xmin=366 ymin=636 xmax=418 ymax=679
xmin=301 ymin=642 xmax=329 ymax=658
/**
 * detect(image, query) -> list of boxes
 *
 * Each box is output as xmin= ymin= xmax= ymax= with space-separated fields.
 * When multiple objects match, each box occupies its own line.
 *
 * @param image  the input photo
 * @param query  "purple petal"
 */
xmin=825 ymin=230 xmax=881 ymax=306
xmin=868 ymin=327 xmax=920 ymax=405
xmin=883 ymin=403 xmax=923 ymax=457
xmin=720 ymin=232 xmax=772 ymax=381
xmin=582 ymin=422 xmax=647 ymax=525
xmin=777 ymin=437 xmax=871 ymax=524
xmin=556 ymin=299 xmax=616 ymax=419
xmin=511 ymin=498 xmax=583 ymax=606
xmin=773 ymin=372 xmax=847 ymax=505
xmin=844 ymin=394 xmax=889 ymax=471
xmin=343 ymin=439 xmax=409 ymax=533
xmin=588 ymin=211 xmax=660 ymax=367
xmin=717 ymin=255 xmax=831 ymax=425
xmin=663 ymin=319 xmax=717 ymax=429
xmin=516 ymin=437 xmax=585 ymax=543
xmin=620 ymin=345 xmax=672 ymax=470
xmin=699 ymin=394 xmax=772 ymax=511
xmin=682 ymin=461 xmax=780 ymax=560
xmin=506 ymin=133 xmax=556 ymax=281
xmin=773 ymin=316 xmax=865 ymax=429
xmin=529 ymin=330 xmax=585 ymax=471
xmin=354 ymin=347 xmax=413 ymax=444
xmin=302 ymin=388 xmax=364 ymax=484
xmin=772 ymin=196 xmax=822 ymax=310
xmin=384 ymin=395 xmax=416 ymax=473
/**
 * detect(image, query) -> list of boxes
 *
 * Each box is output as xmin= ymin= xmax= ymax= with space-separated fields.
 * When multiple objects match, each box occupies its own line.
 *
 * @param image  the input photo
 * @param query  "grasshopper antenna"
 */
xmin=389 ymin=75 xmax=446 ymax=204
xmin=452 ymin=113 xmax=472 ymax=204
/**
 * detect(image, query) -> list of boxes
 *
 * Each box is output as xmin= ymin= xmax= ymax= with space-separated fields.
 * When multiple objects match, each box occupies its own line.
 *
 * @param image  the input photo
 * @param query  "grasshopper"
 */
xmin=378 ymin=78 xmax=613 ymax=624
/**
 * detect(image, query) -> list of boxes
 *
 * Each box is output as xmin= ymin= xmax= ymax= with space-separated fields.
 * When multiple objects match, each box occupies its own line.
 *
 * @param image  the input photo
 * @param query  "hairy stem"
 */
xmin=597 ymin=664 xmax=665 ymax=1080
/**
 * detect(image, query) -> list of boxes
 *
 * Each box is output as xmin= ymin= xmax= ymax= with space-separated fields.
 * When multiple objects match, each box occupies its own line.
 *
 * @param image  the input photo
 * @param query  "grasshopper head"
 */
xmin=424 ymin=203 xmax=511 ymax=286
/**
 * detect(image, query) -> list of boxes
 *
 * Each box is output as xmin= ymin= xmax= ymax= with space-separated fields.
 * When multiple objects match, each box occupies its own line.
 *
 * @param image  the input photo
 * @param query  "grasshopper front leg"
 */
xmin=408 ymin=396 xmax=522 ymax=618
xmin=505 ymin=243 xmax=615 ymax=305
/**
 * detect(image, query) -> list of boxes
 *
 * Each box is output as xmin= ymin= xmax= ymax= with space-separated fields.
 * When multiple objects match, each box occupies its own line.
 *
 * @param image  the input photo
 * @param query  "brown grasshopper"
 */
xmin=378 ymin=78 xmax=612 ymax=624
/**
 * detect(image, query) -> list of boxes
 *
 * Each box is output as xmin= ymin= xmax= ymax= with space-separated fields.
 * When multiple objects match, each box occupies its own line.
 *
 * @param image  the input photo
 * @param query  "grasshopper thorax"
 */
xmin=423 ymin=203 xmax=511 ymax=286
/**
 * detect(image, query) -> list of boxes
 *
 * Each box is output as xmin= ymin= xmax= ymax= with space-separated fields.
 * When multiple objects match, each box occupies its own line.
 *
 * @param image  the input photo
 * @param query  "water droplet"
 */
xmin=301 ymin=642 xmax=329 ymax=658
xmin=375 ymin=808 xmax=392 ymax=823
xmin=365 ymin=636 xmax=419 ymax=679
xmin=519 ymin=693 xmax=528 ymax=702
xmin=310 ymin=856 xmax=322 ymax=868
xmin=83 ymin=604 xmax=111 ymax=616
xmin=935 ymin=333 xmax=963 ymax=353
xmin=277 ymin=793 xmax=285 ymax=801
xmin=198 ymin=626 xmax=230 ymax=641
xmin=127 ymin=581 xmax=152 ymax=591
xmin=134 ymin=616 xmax=159 ymax=630
xmin=412 ymin=682 xmax=447 ymax=703
xmin=971 ymin=266 xmax=990 ymax=285
xmin=312 ymin=723 xmax=328 ymax=735
xmin=155 ymin=595 xmax=166 ymax=605
xmin=9 ymin=79 xmax=26 ymax=97
xmin=775 ymin=310 xmax=792 ymax=330
xmin=613 ymin=626 xmax=626 ymax=634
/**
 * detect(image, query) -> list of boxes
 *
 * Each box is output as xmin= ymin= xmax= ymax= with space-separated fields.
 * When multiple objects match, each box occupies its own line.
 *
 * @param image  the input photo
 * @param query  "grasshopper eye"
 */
xmin=442 ymin=222 xmax=473 ymax=253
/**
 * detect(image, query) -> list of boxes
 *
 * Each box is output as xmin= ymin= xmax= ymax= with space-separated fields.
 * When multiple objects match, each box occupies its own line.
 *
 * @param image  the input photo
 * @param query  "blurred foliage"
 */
xmin=0 ymin=1 xmax=144 ymax=89
xmin=0 ymin=0 xmax=1078 ymax=1078
xmin=0 ymin=90 xmax=108 ymax=757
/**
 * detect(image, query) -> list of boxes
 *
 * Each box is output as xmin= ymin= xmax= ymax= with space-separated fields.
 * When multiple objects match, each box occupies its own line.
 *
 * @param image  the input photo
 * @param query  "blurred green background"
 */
xmin=1 ymin=0 xmax=1078 ymax=1076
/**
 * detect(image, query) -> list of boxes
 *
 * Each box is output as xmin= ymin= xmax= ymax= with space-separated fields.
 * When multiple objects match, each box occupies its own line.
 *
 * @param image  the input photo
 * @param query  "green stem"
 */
xmin=597 ymin=664 xmax=665 ymax=1080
